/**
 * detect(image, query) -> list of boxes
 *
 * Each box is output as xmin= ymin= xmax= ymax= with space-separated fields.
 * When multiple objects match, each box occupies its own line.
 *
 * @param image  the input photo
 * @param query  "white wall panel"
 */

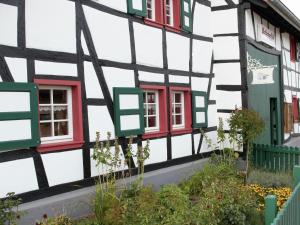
xmin=211 ymin=0 xmax=227 ymax=7
xmin=0 ymin=4 xmax=17 ymax=46
xmin=0 ymin=120 xmax=31 ymax=142
xmin=200 ymin=131 xmax=217 ymax=153
xmin=120 ymin=115 xmax=140 ymax=130
xmin=0 ymin=158 xmax=38 ymax=198
xmin=193 ymin=4 xmax=212 ymax=37
xmin=209 ymin=78 xmax=216 ymax=100
xmin=169 ymin=75 xmax=189 ymax=84
xmin=253 ymin=12 xmax=261 ymax=40
xmin=284 ymin=89 xmax=292 ymax=103
xmin=193 ymin=133 xmax=201 ymax=151
xmin=143 ymin=138 xmax=167 ymax=165
xmin=84 ymin=6 xmax=131 ymax=63
xmin=84 ymin=62 xmax=104 ymax=98
xmin=42 ymin=150 xmax=83 ymax=186
xmin=91 ymin=0 xmax=127 ymax=12
xmin=283 ymin=69 xmax=289 ymax=86
xmin=192 ymin=40 xmax=212 ymax=73
xmin=214 ymin=63 xmax=241 ymax=85
xmin=245 ymin=9 xmax=255 ymax=39
xmin=213 ymin=9 xmax=238 ymax=34
xmin=88 ymin=105 xmax=115 ymax=141
xmin=282 ymin=33 xmax=290 ymax=50
xmin=26 ymin=0 xmax=76 ymax=53
xmin=167 ymin=32 xmax=190 ymax=71
xmin=191 ymin=77 xmax=209 ymax=92
xmin=5 ymin=57 xmax=27 ymax=82
xmin=81 ymin=31 xmax=89 ymax=55
xmin=213 ymin=36 xmax=240 ymax=60
xmin=120 ymin=95 xmax=139 ymax=109
xmin=0 ymin=92 xmax=30 ymax=112
xmin=275 ymin=28 xmax=281 ymax=51
xmin=207 ymin=104 xmax=217 ymax=127
xmin=216 ymin=91 xmax=241 ymax=109
xmin=35 ymin=61 xmax=77 ymax=76
xmin=172 ymin=134 xmax=192 ymax=158
xmin=138 ymin=71 xmax=165 ymax=83
xmin=102 ymin=67 xmax=135 ymax=97
xmin=134 ymin=23 xmax=163 ymax=67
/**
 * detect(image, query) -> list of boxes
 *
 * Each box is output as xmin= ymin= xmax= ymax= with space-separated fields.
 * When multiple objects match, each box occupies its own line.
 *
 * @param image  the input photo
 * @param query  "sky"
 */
xmin=280 ymin=0 xmax=300 ymax=20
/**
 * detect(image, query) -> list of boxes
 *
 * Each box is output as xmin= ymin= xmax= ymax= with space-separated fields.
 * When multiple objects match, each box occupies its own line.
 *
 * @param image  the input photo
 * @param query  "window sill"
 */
xmin=37 ymin=140 xmax=84 ymax=153
xmin=170 ymin=128 xmax=192 ymax=135
xmin=142 ymin=131 xmax=168 ymax=139
xmin=144 ymin=19 xmax=164 ymax=29
xmin=165 ymin=25 xmax=181 ymax=33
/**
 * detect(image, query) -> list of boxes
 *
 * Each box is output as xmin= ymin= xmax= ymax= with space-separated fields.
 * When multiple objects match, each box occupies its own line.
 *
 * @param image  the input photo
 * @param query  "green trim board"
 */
xmin=127 ymin=0 xmax=146 ymax=17
xmin=0 ymin=82 xmax=40 ymax=152
xmin=113 ymin=87 xmax=144 ymax=137
xmin=191 ymin=91 xmax=208 ymax=128
xmin=180 ymin=0 xmax=192 ymax=32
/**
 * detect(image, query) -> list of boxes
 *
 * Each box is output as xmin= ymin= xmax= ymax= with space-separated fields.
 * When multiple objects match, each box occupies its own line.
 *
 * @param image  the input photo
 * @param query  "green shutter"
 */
xmin=113 ymin=87 xmax=144 ymax=137
xmin=192 ymin=91 xmax=208 ymax=128
xmin=0 ymin=82 xmax=40 ymax=152
xmin=127 ymin=0 xmax=147 ymax=17
xmin=181 ymin=0 xmax=192 ymax=32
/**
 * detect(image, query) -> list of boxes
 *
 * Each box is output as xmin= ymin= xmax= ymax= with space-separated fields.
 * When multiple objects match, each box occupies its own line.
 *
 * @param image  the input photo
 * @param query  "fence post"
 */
xmin=265 ymin=195 xmax=277 ymax=225
xmin=293 ymin=165 xmax=300 ymax=189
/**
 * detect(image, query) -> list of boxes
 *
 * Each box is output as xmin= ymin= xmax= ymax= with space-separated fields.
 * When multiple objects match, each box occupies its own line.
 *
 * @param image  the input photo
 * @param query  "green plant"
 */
xmin=36 ymin=214 xmax=72 ymax=225
xmin=0 ymin=192 xmax=22 ymax=225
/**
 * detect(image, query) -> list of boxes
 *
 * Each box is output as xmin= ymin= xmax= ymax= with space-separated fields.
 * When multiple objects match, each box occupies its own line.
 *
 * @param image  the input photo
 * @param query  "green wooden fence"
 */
xmin=252 ymin=144 xmax=300 ymax=171
xmin=265 ymin=166 xmax=300 ymax=225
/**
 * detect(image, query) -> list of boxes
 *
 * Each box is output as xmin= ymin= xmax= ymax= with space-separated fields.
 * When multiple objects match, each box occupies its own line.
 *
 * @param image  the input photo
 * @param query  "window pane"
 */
xmin=175 ymin=105 xmax=182 ymax=114
xmin=174 ymin=93 xmax=182 ymax=103
xmin=148 ymin=116 xmax=156 ymax=127
xmin=147 ymin=92 xmax=156 ymax=103
xmin=40 ymin=106 xmax=52 ymax=121
xmin=54 ymin=121 xmax=69 ymax=136
xmin=39 ymin=90 xmax=50 ymax=104
xmin=53 ymin=90 xmax=67 ymax=104
xmin=148 ymin=104 xmax=156 ymax=116
xmin=176 ymin=115 xmax=182 ymax=125
xmin=40 ymin=123 xmax=52 ymax=137
xmin=54 ymin=105 xmax=68 ymax=120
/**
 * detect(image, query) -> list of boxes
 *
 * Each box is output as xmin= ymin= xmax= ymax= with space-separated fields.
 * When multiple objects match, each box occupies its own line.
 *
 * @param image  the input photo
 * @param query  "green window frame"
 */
xmin=192 ymin=91 xmax=208 ymax=128
xmin=113 ymin=87 xmax=145 ymax=137
xmin=180 ymin=0 xmax=192 ymax=32
xmin=0 ymin=82 xmax=40 ymax=152
xmin=127 ymin=0 xmax=147 ymax=17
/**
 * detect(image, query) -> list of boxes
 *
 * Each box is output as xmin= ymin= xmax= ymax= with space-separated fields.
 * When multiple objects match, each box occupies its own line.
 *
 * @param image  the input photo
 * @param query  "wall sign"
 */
xmin=257 ymin=23 xmax=276 ymax=48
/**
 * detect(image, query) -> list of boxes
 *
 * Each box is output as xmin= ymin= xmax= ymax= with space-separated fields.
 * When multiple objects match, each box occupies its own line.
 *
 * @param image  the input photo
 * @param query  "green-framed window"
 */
xmin=0 ymin=82 xmax=40 ymax=152
xmin=127 ymin=0 xmax=147 ymax=17
xmin=113 ymin=87 xmax=145 ymax=137
xmin=180 ymin=0 xmax=192 ymax=32
xmin=191 ymin=91 xmax=208 ymax=128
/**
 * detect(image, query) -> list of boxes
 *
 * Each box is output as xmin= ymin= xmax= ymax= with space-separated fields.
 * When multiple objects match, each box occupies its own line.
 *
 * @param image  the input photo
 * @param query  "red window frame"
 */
xmin=290 ymin=34 xmax=296 ymax=62
xmin=34 ymin=79 xmax=84 ymax=152
xmin=169 ymin=86 xmax=192 ymax=135
xmin=292 ymin=95 xmax=299 ymax=122
xmin=144 ymin=0 xmax=181 ymax=32
xmin=141 ymin=85 xmax=168 ymax=139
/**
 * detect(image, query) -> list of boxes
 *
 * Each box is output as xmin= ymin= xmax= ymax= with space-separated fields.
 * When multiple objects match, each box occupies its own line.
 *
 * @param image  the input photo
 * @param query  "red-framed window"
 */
xmin=140 ymin=85 xmax=168 ymax=139
xmin=34 ymin=79 xmax=84 ymax=152
xmin=144 ymin=0 xmax=181 ymax=32
xmin=169 ymin=86 xmax=192 ymax=135
xmin=292 ymin=95 xmax=299 ymax=122
xmin=290 ymin=34 xmax=297 ymax=62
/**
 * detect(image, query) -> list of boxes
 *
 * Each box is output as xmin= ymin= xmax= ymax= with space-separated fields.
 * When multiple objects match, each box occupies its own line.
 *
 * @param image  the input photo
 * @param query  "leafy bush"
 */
xmin=0 ymin=192 xmax=22 ymax=225
xmin=247 ymin=169 xmax=292 ymax=188
xmin=36 ymin=214 xmax=72 ymax=225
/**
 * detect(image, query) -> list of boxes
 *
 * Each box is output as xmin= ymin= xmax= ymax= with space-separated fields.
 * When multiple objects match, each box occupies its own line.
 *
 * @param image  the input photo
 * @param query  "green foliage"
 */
xmin=36 ymin=214 xmax=72 ymax=225
xmin=0 ymin=192 xmax=22 ymax=225
xmin=247 ymin=169 xmax=292 ymax=188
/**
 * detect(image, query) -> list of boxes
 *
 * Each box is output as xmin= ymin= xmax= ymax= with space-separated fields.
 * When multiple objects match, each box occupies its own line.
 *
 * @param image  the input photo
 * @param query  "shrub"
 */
xmin=36 ymin=214 xmax=72 ymax=225
xmin=0 ymin=192 xmax=22 ymax=225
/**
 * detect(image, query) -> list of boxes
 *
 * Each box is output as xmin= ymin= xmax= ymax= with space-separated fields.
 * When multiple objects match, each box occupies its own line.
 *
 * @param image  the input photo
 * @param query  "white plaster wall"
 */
xmin=253 ymin=12 xmax=261 ymax=40
xmin=167 ymin=32 xmax=190 ymax=71
xmin=84 ymin=6 xmax=131 ymax=63
xmin=209 ymin=78 xmax=216 ymax=100
xmin=275 ymin=28 xmax=281 ymax=51
xmin=91 ymin=0 xmax=127 ymax=12
xmin=0 ymin=120 xmax=31 ymax=142
xmin=216 ymin=91 xmax=242 ymax=109
xmin=193 ymin=133 xmax=201 ymax=151
xmin=214 ymin=62 xmax=241 ymax=85
xmin=172 ymin=134 xmax=192 ymax=158
xmin=26 ymin=0 xmax=76 ymax=53
xmin=193 ymin=3 xmax=212 ymax=37
xmin=284 ymin=89 xmax=292 ymax=103
xmin=138 ymin=71 xmax=165 ymax=83
xmin=207 ymin=104 xmax=217 ymax=127
xmin=81 ymin=31 xmax=89 ymax=55
xmin=0 ymin=4 xmax=17 ymax=47
xmin=0 ymin=158 xmax=38 ymax=198
xmin=245 ymin=9 xmax=255 ymax=39
xmin=134 ymin=23 xmax=163 ymax=68
xmin=4 ymin=57 xmax=27 ymax=82
xmin=143 ymin=138 xmax=168 ymax=165
xmin=211 ymin=0 xmax=227 ymax=7
xmin=84 ymin=61 xmax=104 ymax=98
xmin=192 ymin=40 xmax=212 ymax=73
xmin=200 ymin=131 xmax=217 ymax=153
xmin=283 ymin=69 xmax=289 ymax=86
xmin=102 ymin=67 xmax=135 ymax=98
xmin=281 ymin=33 xmax=290 ymax=50
xmin=191 ymin=77 xmax=209 ymax=92
xmin=213 ymin=9 xmax=238 ymax=34
xmin=213 ymin=36 xmax=240 ymax=60
xmin=169 ymin=75 xmax=189 ymax=84
xmin=88 ymin=105 xmax=115 ymax=141
xmin=41 ymin=150 xmax=83 ymax=186
xmin=35 ymin=61 xmax=77 ymax=76
xmin=282 ymin=49 xmax=291 ymax=68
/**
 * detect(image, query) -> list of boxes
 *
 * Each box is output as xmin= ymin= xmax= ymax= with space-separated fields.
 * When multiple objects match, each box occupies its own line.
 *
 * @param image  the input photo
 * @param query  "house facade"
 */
xmin=0 ymin=0 xmax=299 ymax=202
